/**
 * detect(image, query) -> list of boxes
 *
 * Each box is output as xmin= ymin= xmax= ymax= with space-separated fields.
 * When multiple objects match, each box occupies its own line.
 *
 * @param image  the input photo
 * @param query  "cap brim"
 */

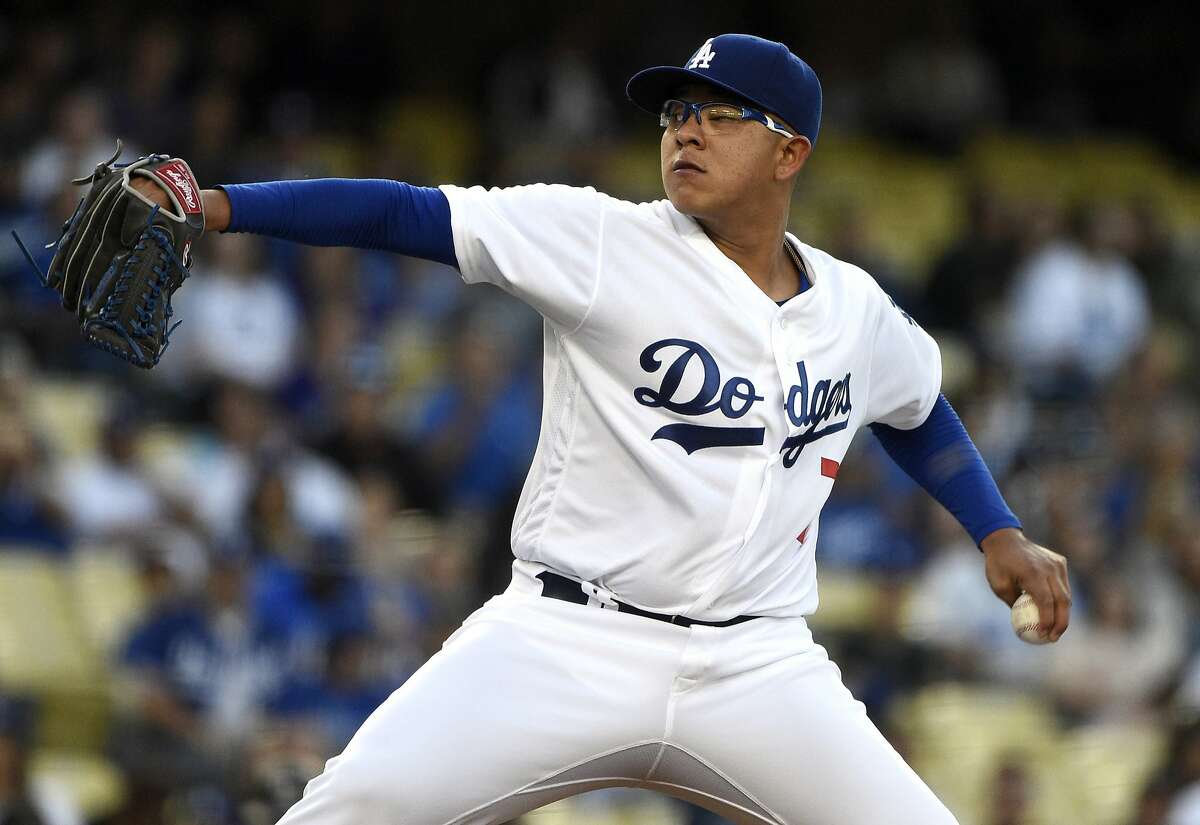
xmin=625 ymin=66 xmax=771 ymax=118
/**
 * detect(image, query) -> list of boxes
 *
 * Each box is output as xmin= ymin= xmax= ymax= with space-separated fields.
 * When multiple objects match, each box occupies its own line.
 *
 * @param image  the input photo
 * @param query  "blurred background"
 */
xmin=1 ymin=2 xmax=1198 ymax=824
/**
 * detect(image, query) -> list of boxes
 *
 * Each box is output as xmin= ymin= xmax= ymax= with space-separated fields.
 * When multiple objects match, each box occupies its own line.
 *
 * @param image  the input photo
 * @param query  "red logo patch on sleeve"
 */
xmin=796 ymin=525 xmax=810 ymax=544
xmin=820 ymin=457 xmax=840 ymax=479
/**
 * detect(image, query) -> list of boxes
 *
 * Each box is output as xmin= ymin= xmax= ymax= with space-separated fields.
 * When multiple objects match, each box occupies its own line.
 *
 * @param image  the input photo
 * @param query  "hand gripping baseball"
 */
xmin=981 ymin=527 xmax=1072 ymax=642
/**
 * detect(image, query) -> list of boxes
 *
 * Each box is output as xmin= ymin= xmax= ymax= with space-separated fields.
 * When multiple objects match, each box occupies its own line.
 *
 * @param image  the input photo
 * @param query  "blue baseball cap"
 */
xmin=626 ymin=34 xmax=823 ymax=145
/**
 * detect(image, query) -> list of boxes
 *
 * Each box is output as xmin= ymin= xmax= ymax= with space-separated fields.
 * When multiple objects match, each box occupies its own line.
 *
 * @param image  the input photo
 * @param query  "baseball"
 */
xmin=1010 ymin=592 xmax=1050 ymax=645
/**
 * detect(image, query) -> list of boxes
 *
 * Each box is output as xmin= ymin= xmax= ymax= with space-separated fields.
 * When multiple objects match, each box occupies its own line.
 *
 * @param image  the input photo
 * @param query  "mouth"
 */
xmin=671 ymin=158 xmax=704 ymax=174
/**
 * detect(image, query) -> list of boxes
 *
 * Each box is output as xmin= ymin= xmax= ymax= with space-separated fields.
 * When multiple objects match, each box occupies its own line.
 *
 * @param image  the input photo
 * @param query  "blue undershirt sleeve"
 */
xmin=870 ymin=394 xmax=1021 ymax=547
xmin=216 ymin=178 xmax=457 ymax=267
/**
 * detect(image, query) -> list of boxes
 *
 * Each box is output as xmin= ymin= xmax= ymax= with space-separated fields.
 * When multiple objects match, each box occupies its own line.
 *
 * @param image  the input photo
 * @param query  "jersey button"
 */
xmin=777 ymin=317 xmax=787 ymax=329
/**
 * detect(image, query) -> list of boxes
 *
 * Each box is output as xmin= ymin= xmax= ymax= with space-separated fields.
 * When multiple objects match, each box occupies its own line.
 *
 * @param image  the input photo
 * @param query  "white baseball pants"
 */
xmin=275 ymin=561 xmax=959 ymax=825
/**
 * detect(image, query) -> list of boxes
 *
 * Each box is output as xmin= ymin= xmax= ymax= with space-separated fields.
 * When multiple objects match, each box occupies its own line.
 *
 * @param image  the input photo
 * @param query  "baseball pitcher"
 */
xmin=36 ymin=33 xmax=1072 ymax=825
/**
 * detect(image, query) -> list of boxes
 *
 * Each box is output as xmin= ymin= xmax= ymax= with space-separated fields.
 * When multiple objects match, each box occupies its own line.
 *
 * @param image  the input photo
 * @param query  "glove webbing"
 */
xmin=83 ymin=208 xmax=189 ymax=368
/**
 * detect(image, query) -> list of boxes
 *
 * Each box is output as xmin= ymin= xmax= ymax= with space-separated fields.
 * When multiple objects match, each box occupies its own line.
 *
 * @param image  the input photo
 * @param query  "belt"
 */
xmin=535 ymin=571 xmax=759 ymax=628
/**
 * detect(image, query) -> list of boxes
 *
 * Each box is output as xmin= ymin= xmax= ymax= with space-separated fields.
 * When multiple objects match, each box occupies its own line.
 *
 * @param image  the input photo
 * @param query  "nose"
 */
xmin=674 ymin=114 xmax=705 ymax=147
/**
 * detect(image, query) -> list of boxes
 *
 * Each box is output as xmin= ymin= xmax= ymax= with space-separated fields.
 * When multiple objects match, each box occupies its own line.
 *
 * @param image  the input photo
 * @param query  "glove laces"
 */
xmin=82 ymin=206 xmax=190 ymax=368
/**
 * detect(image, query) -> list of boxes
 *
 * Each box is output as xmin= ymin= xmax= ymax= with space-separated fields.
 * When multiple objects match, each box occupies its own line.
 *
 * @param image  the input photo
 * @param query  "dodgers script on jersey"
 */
xmin=441 ymin=183 xmax=941 ymax=621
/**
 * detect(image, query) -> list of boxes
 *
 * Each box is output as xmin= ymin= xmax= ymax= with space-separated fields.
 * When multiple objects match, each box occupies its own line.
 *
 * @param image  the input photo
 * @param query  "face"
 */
xmin=660 ymin=83 xmax=809 ymax=220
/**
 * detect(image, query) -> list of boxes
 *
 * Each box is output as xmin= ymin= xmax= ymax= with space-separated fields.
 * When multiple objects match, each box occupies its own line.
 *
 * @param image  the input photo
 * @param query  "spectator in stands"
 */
xmin=412 ymin=305 xmax=539 ymax=513
xmin=19 ymin=88 xmax=123 ymax=208
xmin=953 ymin=360 xmax=1032 ymax=481
xmin=486 ymin=23 xmax=613 ymax=165
xmin=815 ymin=440 xmax=924 ymax=573
xmin=1131 ymin=778 xmax=1175 ymax=825
xmin=1045 ymin=570 xmax=1188 ymax=720
xmin=269 ymin=633 xmax=393 ymax=753
xmin=169 ymin=383 xmax=355 ymax=546
xmin=0 ymin=401 xmax=65 ymax=554
xmin=983 ymin=756 xmax=1032 ymax=825
xmin=0 ymin=696 xmax=80 ymax=825
xmin=112 ymin=550 xmax=291 ymax=798
xmin=901 ymin=505 xmax=1045 ymax=685
xmin=1163 ymin=721 xmax=1200 ymax=825
xmin=1 ymin=10 xmax=1198 ymax=825
xmin=242 ymin=465 xmax=306 ymax=563
xmin=250 ymin=529 xmax=373 ymax=673
xmin=1164 ymin=515 xmax=1200 ymax=715
xmin=875 ymin=5 xmax=1004 ymax=151
xmin=168 ymin=233 xmax=301 ymax=392
xmin=0 ymin=161 xmax=43 ymax=312
xmin=924 ymin=185 xmax=1018 ymax=341
xmin=1004 ymin=201 xmax=1150 ymax=397
xmin=110 ymin=20 xmax=187 ymax=150
xmin=0 ymin=695 xmax=46 ymax=825
xmin=824 ymin=201 xmax=920 ymax=315
xmin=1137 ymin=404 xmax=1199 ymax=549
xmin=52 ymin=401 xmax=167 ymax=541
xmin=183 ymin=85 xmax=245 ymax=186
xmin=312 ymin=370 xmax=442 ymax=515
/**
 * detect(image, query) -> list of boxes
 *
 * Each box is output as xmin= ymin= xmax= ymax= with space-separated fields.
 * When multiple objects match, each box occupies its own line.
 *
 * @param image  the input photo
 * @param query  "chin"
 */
xmin=663 ymin=182 xmax=711 ymax=218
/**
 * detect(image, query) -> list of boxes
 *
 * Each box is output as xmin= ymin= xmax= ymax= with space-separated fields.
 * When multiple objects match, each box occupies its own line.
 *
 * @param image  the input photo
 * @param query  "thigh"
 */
xmin=277 ymin=594 xmax=678 ymax=825
xmin=668 ymin=638 xmax=958 ymax=825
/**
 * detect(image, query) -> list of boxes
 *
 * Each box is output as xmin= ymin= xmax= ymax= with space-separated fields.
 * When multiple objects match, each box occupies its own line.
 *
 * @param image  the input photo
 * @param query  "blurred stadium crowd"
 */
xmin=1 ymin=5 xmax=1199 ymax=825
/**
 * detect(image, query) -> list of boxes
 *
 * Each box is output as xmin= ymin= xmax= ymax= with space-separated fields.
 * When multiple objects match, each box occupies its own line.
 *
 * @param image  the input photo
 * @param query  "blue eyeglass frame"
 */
xmin=659 ymin=99 xmax=795 ymax=139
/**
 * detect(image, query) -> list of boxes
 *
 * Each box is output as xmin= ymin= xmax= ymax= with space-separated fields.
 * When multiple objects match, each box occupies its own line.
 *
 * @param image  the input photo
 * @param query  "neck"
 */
xmin=695 ymin=206 xmax=797 ymax=301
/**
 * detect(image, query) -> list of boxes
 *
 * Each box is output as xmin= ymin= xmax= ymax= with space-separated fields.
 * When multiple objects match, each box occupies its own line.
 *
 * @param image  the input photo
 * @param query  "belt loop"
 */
xmin=580 ymin=581 xmax=619 ymax=611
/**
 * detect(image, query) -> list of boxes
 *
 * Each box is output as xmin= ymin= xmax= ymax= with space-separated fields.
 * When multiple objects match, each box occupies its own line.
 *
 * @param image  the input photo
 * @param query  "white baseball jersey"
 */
xmin=441 ymin=183 xmax=941 ymax=621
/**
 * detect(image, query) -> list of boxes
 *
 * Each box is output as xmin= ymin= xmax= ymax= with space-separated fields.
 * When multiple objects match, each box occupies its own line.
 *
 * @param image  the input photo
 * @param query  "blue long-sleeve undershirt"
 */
xmin=219 ymin=178 xmax=458 ymax=267
xmin=220 ymin=178 xmax=1018 ymax=546
xmin=871 ymin=395 xmax=1020 ymax=546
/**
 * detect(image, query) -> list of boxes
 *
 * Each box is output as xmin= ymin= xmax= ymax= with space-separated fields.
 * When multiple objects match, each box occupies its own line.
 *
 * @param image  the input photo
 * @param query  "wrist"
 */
xmin=980 ymin=526 xmax=1023 ymax=553
xmin=201 ymin=188 xmax=231 ymax=233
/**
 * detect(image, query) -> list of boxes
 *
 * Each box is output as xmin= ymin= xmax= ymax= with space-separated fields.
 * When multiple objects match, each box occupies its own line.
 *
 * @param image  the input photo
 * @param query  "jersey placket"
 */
xmin=671 ymin=231 xmax=817 ymax=618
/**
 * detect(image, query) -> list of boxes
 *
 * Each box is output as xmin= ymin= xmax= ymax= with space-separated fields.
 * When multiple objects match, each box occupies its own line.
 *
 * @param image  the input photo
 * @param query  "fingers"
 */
xmin=984 ymin=536 xmax=1072 ymax=641
xmin=1027 ymin=567 xmax=1072 ymax=642
xmin=1025 ymin=578 xmax=1058 ymax=641
xmin=1048 ymin=558 xmax=1072 ymax=641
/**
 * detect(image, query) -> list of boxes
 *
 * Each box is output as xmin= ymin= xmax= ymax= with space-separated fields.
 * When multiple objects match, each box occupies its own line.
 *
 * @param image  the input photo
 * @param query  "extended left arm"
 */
xmin=871 ymin=395 xmax=1072 ymax=641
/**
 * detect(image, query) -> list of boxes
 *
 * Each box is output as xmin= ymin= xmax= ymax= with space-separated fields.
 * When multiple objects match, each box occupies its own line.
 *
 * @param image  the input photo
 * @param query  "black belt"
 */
xmin=536 ymin=571 xmax=759 ymax=628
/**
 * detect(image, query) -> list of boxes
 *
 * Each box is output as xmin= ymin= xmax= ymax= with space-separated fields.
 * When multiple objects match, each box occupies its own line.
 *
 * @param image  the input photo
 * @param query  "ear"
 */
xmin=776 ymin=136 xmax=812 ymax=183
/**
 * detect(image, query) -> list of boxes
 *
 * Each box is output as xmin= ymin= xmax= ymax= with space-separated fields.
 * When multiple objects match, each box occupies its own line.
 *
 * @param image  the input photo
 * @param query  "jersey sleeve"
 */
xmin=439 ymin=183 xmax=609 ymax=330
xmin=864 ymin=283 xmax=942 ymax=429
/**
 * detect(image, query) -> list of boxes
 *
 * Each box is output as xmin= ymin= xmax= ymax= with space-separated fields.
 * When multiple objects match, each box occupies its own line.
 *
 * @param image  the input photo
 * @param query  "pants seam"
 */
xmin=438 ymin=740 xmax=663 ymax=825
xmin=649 ymin=741 xmax=789 ymax=825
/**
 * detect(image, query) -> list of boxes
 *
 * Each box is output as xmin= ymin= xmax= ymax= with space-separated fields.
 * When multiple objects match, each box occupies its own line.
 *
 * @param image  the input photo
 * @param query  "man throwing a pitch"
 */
xmin=134 ymin=33 xmax=1070 ymax=825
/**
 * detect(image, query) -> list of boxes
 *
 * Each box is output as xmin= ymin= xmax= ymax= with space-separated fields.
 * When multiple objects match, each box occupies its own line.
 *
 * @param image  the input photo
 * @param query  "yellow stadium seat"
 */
xmin=69 ymin=544 xmax=147 ymax=656
xmin=522 ymin=791 xmax=685 ymax=825
xmin=0 ymin=550 xmax=111 ymax=750
xmin=25 ymin=378 xmax=111 ymax=459
xmin=30 ymin=749 xmax=127 ymax=822
xmin=0 ymin=551 xmax=102 ymax=691
xmin=891 ymin=684 xmax=1069 ymax=824
xmin=1057 ymin=722 xmax=1167 ymax=825
xmin=378 ymin=97 xmax=478 ymax=183
xmin=806 ymin=572 xmax=891 ymax=633
xmin=797 ymin=132 xmax=960 ymax=277
xmin=963 ymin=131 xmax=1200 ymax=240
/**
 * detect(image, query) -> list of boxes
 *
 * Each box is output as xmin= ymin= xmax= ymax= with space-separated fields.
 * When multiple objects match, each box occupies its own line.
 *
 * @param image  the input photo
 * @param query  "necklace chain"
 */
xmin=784 ymin=240 xmax=806 ymax=280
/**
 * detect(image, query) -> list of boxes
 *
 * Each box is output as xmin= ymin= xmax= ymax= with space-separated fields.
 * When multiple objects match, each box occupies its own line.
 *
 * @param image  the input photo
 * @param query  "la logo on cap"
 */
xmin=687 ymin=38 xmax=717 ymax=69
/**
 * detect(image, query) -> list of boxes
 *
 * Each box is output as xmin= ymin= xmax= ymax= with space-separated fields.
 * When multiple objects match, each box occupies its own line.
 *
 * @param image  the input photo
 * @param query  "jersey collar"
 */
xmin=665 ymin=202 xmax=822 ymax=320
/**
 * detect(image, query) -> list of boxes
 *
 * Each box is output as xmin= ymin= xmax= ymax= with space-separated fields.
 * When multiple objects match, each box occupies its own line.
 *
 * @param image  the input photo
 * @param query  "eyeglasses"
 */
xmin=659 ymin=99 xmax=795 ymax=139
